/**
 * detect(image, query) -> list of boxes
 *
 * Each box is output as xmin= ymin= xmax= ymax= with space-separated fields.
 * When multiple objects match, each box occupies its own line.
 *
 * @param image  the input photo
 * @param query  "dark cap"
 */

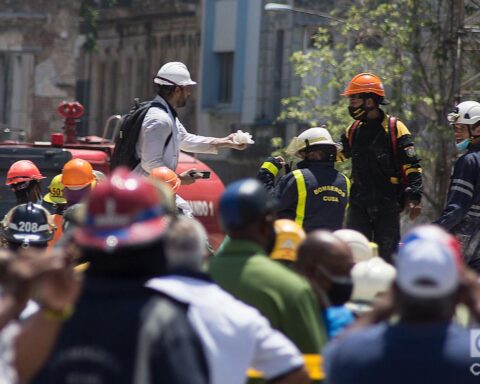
xmin=219 ymin=178 xmax=277 ymax=231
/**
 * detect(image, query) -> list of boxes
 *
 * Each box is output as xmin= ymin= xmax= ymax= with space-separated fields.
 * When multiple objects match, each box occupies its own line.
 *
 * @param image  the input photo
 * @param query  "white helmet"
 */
xmin=346 ymin=257 xmax=396 ymax=313
xmin=154 ymin=62 xmax=197 ymax=86
xmin=286 ymin=127 xmax=336 ymax=157
xmin=447 ymin=100 xmax=480 ymax=125
xmin=334 ymin=229 xmax=373 ymax=263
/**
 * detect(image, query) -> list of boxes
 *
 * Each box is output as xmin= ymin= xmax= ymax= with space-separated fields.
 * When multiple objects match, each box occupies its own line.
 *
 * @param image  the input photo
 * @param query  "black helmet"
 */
xmin=219 ymin=178 xmax=278 ymax=231
xmin=2 ymin=203 xmax=55 ymax=246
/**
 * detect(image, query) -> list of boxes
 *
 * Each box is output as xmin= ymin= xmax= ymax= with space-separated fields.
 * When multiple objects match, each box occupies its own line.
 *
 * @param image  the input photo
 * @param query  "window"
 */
xmin=218 ymin=52 xmax=234 ymax=103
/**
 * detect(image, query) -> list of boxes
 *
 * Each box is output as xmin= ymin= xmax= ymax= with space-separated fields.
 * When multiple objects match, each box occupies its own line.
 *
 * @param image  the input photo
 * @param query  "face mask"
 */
xmin=63 ymin=186 xmax=90 ymax=206
xmin=348 ymin=105 xmax=367 ymax=120
xmin=456 ymin=139 xmax=470 ymax=151
xmin=317 ymin=264 xmax=353 ymax=306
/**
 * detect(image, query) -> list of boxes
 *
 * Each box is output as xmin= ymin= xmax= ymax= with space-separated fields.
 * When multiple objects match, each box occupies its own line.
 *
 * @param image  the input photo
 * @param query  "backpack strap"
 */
xmin=388 ymin=116 xmax=408 ymax=186
xmin=149 ymin=102 xmax=173 ymax=150
xmin=348 ymin=120 xmax=362 ymax=148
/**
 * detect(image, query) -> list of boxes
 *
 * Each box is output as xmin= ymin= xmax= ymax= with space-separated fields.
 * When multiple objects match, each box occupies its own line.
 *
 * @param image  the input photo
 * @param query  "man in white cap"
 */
xmin=134 ymin=61 xmax=246 ymax=183
xmin=324 ymin=225 xmax=478 ymax=384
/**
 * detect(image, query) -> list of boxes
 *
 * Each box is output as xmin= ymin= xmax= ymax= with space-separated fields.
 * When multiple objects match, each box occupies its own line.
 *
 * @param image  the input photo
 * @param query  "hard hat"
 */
xmin=447 ymin=100 xmax=480 ymax=126
xmin=341 ymin=73 xmax=385 ymax=97
xmin=150 ymin=167 xmax=181 ymax=193
xmin=93 ymin=170 xmax=107 ymax=183
xmin=396 ymin=225 xmax=462 ymax=299
xmin=285 ymin=127 xmax=337 ymax=157
xmin=334 ymin=229 xmax=373 ymax=263
xmin=219 ymin=178 xmax=277 ymax=231
xmin=154 ymin=61 xmax=197 ymax=86
xmin=6 ymin=160 xmax=45 ymax=186
xmin=271 ymin=219 xmax=306 ymax=262
xmin=73 ymin=168 xmax=172 ymax=251
xmin=61 ymin=158 xmax=95 ymax=189
xmin=2 ymin=203 xmax=55 ymax=245
xmin=43 ymin=174 xmax=66 ymax=204
xmin=347 ymin=257 xmax=396 ymax=313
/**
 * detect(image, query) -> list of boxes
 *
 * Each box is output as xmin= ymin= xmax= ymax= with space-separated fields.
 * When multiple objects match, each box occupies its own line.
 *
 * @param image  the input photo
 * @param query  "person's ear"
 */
xmin=365 ymin=98 xmax=376 ymax=108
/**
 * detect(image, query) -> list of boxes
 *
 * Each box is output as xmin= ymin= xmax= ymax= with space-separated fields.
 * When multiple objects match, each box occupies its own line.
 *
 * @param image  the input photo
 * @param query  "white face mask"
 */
xmin=456 ymin=139 xmax=470 ymax=151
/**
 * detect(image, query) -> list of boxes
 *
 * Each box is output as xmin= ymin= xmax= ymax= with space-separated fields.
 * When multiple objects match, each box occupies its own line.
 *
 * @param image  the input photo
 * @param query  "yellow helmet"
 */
xmin=270 ymin=219 xmax=306 ymax=262
xmin=43 ymin=174 xmax=66 ymax=204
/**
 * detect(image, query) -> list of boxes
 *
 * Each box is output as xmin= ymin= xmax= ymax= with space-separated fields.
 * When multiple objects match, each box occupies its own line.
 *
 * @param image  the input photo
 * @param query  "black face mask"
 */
xmin=317 ymin=264 xmax=353 ymax=306
xmin=328 ymin=279 xmax=354 ymax=306
xmin=348 ymin=101 xmax=376 ymax=121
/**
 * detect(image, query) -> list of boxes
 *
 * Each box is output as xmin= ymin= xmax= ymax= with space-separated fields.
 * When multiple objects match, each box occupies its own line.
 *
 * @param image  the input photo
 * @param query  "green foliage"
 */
xmin=81 ymin=0 xmax=117 ymax=52
xmin=277 ymin=0 xmax=462 ymax=217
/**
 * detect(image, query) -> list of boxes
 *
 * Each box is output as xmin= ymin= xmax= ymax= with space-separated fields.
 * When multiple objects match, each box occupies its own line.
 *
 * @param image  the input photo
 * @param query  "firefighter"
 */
xmin=43 ymin=174 xmax=67 ymax=250
xmin=258 ymin=127 xmax=349 ymax=232
xmin=434 ymin=100 xmax=480 ymax=272
xmin=339 ymin=73 xmax=422 ymax=261
xmin=61 ymin=158 xmax=95 ymax=232
xmin=43 ymin=174 xmax=67 ymax=215
xmin=5 ymin=160 xmax=46 ymax=205
xmin=1 ymin=203 xmax=55 ymax=251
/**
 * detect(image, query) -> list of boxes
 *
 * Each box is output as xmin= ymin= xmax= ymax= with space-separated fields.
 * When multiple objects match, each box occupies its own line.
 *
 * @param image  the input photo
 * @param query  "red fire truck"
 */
xmin=0 ymin=102 xmax=225 ymax=249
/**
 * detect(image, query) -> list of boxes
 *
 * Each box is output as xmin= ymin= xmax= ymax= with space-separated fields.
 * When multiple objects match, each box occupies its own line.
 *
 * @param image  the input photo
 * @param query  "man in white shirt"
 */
xmin=147 ymin=216 xmax=310 ymax=384
xmin=134 ymin=61 xmax=246 ymax=184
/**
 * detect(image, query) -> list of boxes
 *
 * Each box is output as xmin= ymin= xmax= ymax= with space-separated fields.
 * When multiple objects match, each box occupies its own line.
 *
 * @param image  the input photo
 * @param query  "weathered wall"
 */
xmin=0 ymin=0 xmax=81 ymax=140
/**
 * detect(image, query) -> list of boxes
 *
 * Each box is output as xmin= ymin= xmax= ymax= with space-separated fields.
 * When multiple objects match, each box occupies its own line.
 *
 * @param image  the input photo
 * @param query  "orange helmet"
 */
xmin=61 ymin=158 xmax=95 ymax=189
xmin=150 ymin=167 xmax=181 ymax=193
xmin=6 ymin=160 xmax=45 ymax=186
xmin=342 ymin=73 xmax=385 ymax=97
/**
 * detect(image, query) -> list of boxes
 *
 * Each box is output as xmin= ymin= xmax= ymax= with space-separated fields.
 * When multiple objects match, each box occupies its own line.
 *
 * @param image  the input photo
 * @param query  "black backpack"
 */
xmin=110 ymin=98 xmax=171 ymax=171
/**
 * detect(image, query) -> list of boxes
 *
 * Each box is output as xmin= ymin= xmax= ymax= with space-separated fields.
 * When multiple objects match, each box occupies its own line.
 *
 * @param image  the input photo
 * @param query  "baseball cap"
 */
xmin=396 ymin=226 xmax=461 ymax=299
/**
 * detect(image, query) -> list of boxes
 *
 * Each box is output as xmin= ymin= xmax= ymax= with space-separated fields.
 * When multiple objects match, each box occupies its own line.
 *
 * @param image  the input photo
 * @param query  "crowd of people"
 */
xmin=0 ymin=62 xmax=479 ymax=383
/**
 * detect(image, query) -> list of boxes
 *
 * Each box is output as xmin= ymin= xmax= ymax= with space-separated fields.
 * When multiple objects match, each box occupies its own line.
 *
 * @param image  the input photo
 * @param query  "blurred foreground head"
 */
xmin=395 ymin=225 xmax=462 ymax=322
xmin=219 ymin=178 xmax=277 ymax=253
xmin=296 ymin=230 xmax=354 ymax=307
xmin=73 ymin=168 xmax=175 ymax=278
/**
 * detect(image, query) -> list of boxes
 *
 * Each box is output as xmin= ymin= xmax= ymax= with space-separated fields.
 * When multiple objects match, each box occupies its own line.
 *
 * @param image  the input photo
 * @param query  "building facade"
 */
xmin=0 ymin=0 xmax=81 ymax=141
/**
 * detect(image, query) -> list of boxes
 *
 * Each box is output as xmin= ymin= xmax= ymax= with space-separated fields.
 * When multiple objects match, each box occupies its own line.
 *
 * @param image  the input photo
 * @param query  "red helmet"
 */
xmin=73 ymin=168 xmax=172 ymax=250
xmin=6 ymin=160 xmax=45 ymax=186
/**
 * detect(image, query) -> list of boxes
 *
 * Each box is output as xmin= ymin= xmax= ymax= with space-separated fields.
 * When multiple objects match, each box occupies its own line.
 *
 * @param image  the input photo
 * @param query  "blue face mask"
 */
xmin=456 ymin=139 xmax=470 ymax=151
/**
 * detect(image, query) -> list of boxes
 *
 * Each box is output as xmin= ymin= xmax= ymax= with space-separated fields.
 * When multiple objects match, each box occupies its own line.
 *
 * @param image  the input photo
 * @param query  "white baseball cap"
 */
xmin=154 ymin=61 xmax=197 ymax=86
xmin=396 ymin=238 xmax=460 ymax=299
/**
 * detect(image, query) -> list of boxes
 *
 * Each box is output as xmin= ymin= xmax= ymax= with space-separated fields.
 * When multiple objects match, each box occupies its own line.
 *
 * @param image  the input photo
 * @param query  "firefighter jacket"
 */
xmin=258 ymin=156 xmax=349 ymax=232
xmin=435 ymin=140 xmax=480 ymax=231
xmin=340 ymin=112 xmax=422 ymax=206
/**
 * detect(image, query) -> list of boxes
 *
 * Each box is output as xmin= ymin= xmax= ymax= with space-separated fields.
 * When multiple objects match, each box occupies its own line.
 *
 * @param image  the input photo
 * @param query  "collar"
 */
xmin=297 ymin=159 xmax=334 ymax=169
xmin=155 ymin=95 xmax=178 ymax=119
xmin=216 ymin=238 xmax=266 ymax=257
xmin=165 ymin=268 xmax=212 ymax=282
xmin=469 ymin=137 xmax=480 ymax=151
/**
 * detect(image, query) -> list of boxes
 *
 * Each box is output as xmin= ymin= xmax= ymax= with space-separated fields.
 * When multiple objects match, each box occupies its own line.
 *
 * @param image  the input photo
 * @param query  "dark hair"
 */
xmin=80 ymin=236 xmax=167 ymax=279
xmin=156 ymin=84 xmax=178 ymax=99
xmin=306 ymin=144 xmax=336 ymax=162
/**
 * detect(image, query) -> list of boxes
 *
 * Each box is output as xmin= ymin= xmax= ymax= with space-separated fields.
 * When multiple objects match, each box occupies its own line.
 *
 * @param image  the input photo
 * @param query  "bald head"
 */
xmin=297 ymin=230 xmax=354 ymax=278
xmin=165 ymin=217 xmax=208 ymax=271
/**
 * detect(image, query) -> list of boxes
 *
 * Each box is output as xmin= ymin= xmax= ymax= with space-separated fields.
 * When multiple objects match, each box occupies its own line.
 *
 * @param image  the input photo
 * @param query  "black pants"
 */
xmin=346 ymin=199 xmax=400 ymax=263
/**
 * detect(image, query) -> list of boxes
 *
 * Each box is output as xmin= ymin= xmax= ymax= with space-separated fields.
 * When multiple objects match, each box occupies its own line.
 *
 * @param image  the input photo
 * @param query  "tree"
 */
xmin=278 ymin=0 xmax=468 ymax=218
